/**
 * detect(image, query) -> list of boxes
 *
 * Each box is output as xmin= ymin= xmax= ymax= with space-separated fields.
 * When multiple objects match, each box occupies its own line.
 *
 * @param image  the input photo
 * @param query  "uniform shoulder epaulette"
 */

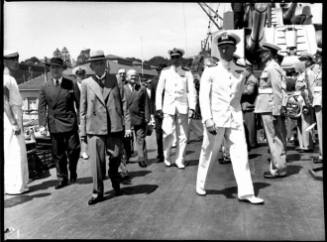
xmin=207 ymin=62 xmax=218 ymax=68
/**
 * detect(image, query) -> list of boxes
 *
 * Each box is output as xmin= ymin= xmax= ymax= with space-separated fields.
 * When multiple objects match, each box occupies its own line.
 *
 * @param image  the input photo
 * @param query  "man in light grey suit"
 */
xmin=80 ymin=50 xmax=130 ymax=205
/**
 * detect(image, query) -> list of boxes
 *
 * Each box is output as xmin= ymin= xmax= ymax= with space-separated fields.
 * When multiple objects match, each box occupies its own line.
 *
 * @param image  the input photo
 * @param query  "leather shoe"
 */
xmin=114 ymin=189 xmax=124 ymax=196
xmin=196 ymin=187 xmax=206 ymax=196
xmin=55 ymin=180 xmax=68 ymax=189
xmin=264 ymin=171 xmax=287 ymax=179
xmin=138 ymin=160 xmax=147 ymax=168
xmin=88 ymin=195 xmax=103 ymax=205
xmin=313 ymin=156 xmax=323 ymax=164
xmin=157 ymin=156 xmax=164 ymax=163
xmin=70 ymin=174 xmax=77 ymax=183
xmin=238 ymin=195 xmax=264 ymax=205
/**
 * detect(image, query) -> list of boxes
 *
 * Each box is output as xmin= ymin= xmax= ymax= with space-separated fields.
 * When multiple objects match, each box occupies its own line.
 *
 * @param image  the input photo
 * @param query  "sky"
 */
xmin=4 ymin=2 xmax=322 ymax=62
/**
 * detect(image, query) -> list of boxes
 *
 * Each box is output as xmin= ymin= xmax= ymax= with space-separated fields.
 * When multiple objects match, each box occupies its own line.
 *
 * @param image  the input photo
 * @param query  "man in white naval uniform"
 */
xmin=155 ymin=48 xmax=197 ymax=169
xmin=196 ymin=32 xmax=264 ymax=205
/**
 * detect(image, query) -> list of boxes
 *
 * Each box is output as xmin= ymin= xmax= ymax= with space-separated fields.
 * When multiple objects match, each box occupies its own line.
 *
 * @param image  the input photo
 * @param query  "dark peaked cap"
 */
xmin=216 ymin=32 xmax=240 ymax=46
xmin=168 ymin=48 xmax=184 ymax=57
xmin=46 ymin=57 xmax=66 ymax=68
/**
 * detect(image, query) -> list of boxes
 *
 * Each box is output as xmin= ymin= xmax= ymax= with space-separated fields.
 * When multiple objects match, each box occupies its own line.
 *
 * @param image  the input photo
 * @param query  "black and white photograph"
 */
xmin=2 ymin=1 xmax=325 ymax=240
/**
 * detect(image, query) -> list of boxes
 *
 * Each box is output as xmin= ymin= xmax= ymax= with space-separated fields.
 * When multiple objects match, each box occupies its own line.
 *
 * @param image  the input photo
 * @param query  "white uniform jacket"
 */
xmin=309 ymin=64 xmax=322 ymax=107
xmin=199 ymin=59 xmax=246 ymax=129
xmin=155 ymin=65 xmax=196 ymax=115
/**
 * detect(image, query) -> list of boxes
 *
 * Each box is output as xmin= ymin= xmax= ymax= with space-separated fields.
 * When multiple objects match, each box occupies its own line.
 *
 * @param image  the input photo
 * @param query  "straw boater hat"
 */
xmin=73 ymin=66 xmax=87 ymax=76
xmin=88 ymin=50 xmax=107 ymax=62
xmin=168 ymin=48 xmax=184 ymax=58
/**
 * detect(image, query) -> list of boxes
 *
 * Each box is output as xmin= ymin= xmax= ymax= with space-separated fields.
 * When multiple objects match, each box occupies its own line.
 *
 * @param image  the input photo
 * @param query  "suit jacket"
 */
xmin=124 ymin=83 xmax=150 ymax=127
xmin=149 ymin=79 xmax=158 ymax=115
xmin=254 ymin=60 xmax=287 ymax=115
xmin=199 ymin=59 xmax=246 ymax=129
xmin=79 ymin=73 xmax=130 ymax=137
xmin=155 ymin=65 xmax=196 ymax=115
xmin=38 ymin=77 xmax=80 ymax=133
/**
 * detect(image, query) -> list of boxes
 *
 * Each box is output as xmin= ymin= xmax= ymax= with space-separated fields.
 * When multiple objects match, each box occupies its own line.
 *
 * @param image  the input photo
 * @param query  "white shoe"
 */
xmin=175 ymin=161 xmax=185 ymax=169
xmin=164 ymin=160 xmax=172 ymax=167
xmin=238 ymin=195 xmax=264 ymax=205
xmin=196 ymin=187 xmax=206 ymax=196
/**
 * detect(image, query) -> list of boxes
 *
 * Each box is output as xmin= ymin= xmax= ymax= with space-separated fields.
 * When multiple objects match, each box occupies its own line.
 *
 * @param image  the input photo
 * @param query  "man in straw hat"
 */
xmin=38 ymin=57 xmax=81 ymax=189
xmin=196 ymin=31 xmax=264 ymax=205
xmin=80 ymin=50 xmax=130 ymax=205
xmin=155 ymin=48 xmax=197 ymax=169
xmin=3 ymin=50 xmax=29 ymax=195
xmin=254 ymin=42 xmax=288 ymax=179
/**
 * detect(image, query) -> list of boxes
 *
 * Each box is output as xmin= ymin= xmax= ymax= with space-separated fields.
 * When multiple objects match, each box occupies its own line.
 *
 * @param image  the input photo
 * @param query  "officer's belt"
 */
xmin=313 ymin=86 xmax=322 ymax=92
xmin=258 ymin=88 xmax=273 ymax=94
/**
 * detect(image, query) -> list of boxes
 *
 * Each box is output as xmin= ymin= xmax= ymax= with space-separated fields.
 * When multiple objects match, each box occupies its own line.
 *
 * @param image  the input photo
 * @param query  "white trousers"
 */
xmin=4 ymin=106 xmax=29 ymax=194
xmin=196 ymin=126 xmax=255 ymax=197
xmin=162 ymin=112 xmax=188 ymax=164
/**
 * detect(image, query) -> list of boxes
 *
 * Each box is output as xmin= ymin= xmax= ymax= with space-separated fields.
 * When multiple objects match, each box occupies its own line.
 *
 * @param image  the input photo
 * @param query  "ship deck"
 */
xmin=4 ymin=129 xmax=325 ymax=240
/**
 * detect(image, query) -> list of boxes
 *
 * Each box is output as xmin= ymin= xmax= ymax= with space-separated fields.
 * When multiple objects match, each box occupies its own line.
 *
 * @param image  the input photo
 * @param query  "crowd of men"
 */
xmin=3 ymin=30 xmax=322 ymax=206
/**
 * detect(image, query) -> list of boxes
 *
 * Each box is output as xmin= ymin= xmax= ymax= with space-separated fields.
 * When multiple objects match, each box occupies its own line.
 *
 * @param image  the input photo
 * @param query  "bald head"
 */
xmin=127 ymin=69 xmax=139 ymax=84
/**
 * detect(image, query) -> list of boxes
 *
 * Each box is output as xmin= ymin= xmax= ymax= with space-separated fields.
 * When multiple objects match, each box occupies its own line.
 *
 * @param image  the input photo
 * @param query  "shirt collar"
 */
xmin=96 ymin=72 xmax=106 ymax=80
xmin=220 ymin=58 xmax=233 ymax=68
xmin=53 ymin=76 xmax=63 ymax=85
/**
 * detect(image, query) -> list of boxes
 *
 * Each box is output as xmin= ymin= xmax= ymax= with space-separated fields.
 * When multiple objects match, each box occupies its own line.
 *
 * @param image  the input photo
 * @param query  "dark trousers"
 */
xmin=88 ymin=132 xmax=123 ymax=196
xmin=134 ymin=124 xmax=147 ymax=162
xmin=123 ymin=135 xmax=133 ymax=162
xmin=154 ymin=115 xmax=164 ymax=159
xmin=50 ymin=131 xmax=80 ymax=181
xmin=243 ymin=111 xmax=258 ymax=149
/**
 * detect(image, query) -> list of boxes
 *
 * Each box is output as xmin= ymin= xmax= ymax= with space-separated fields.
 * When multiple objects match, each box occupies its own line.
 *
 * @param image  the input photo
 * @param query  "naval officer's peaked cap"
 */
xmin=299 ymin=52 xmax=314 ymax=62
xmin=261 ymin=42 xmax=281 ymax=55
xmin=4 ymin=50 xmax=19 ymax=59
xmin=216 ymin=32 xmax=240 ymax=46
xmin=168 ymin=48 xmax=184 ymax=57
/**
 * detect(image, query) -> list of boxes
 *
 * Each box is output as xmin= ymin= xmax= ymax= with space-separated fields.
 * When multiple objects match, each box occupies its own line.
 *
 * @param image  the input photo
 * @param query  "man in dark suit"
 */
xmin=150 ymin=64 xmax=167 ymax=162
xmin=124 ymin=69 xmax=150 ymax=168
xmin=38 ymin=57 xmax=81 ymax=189
xmin=80 ymin=50 xmax=130 ymax=205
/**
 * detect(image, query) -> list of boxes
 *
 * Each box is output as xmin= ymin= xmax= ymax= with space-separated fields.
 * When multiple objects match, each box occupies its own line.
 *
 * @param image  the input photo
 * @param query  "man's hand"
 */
xmin=280 ymin=106 xmax=287 ymax=116
xmin=39 ymin=126 xmax=47 ymax=136
xmin=205 ymin=119 xmax=217 ymax=135
xmin=155 ymin=110 xmax=164 ymax=119
xmin=12 ymin=123 xmax=21 ymax=136
xmin=188 ymin=109 xmax=195 ymax=119
xmin=302 ymin=106 xmax=309 ymax=115
xmin=125 ymin=129 xmax=132 ymax=138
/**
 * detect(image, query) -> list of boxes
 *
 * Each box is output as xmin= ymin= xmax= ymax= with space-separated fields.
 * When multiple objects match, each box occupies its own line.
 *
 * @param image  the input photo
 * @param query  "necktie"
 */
xmin=97 ymin=78 xmax=104 ymax=89
xmin=55 ymin=79 xmax=59 ymax=86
